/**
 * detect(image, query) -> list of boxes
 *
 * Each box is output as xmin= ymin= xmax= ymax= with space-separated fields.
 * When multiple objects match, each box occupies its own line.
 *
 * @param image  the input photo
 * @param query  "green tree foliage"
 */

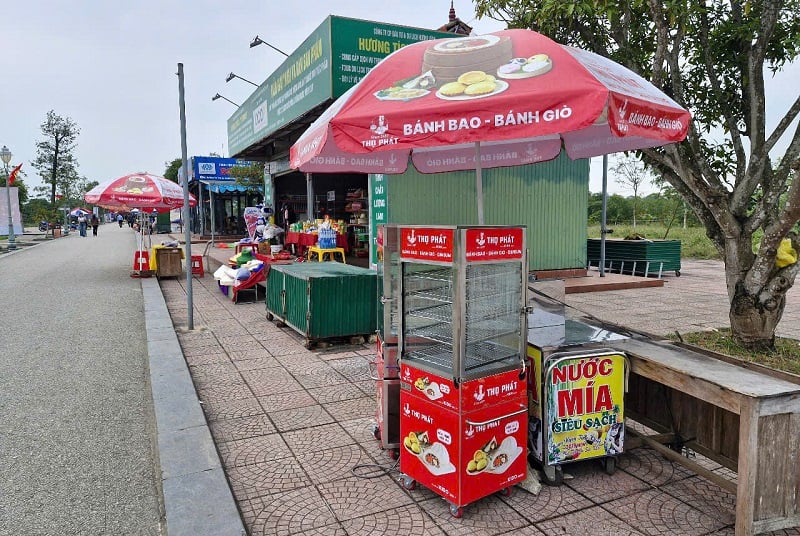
xmin=31 ymin=110 xmax=81 ymax=205
xmin=476 ymin=0 xmax=800 ymax=350
xmin=163 ymin=158 xmax=182 ymax=182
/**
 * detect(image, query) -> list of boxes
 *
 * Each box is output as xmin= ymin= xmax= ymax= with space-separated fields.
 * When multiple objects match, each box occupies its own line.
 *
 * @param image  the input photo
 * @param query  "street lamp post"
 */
xmin=0 ymin=145 xmax=15 ymax=251
xmin=249 ymin=36 xmax=289 ymax=57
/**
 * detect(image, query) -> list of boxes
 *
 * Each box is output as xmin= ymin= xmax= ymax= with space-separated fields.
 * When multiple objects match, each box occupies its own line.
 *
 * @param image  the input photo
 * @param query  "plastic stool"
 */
xmin=190 ymin=255 xmax=205 ymax=277
xmin=133 ymin=250 xmax=150 ymax=271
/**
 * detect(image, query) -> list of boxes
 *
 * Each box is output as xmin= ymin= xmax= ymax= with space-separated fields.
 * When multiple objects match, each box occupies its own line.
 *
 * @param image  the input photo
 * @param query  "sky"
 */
xmin=1 ymin=1 xmax=797 ymax=198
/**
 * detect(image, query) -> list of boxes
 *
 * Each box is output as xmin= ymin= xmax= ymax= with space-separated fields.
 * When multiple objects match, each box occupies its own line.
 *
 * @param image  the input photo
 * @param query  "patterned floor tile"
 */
xmin=282 ymin=423 xmax=353 ymax=454
xmin=324 ymin=396 xmax=376 ymax=423
xmin=232 ymin=355 xmax=282 ymax=371
xmin=292 ymin=369 xmax=350 ymax=389
xmin=227 ymin=347 xmax=274 ymax=361
xmin=564 ymin=458 xmax=650 ymax=503
xmin=240 ymin=486 xmax=339 ymax=536
xmin=257 ymin=391 xmax=317 ymax=413
xmin=317 ymin=474 xmax=414 ymax=522
xmin=268 ymin=404 xmax=336 ymax=432
xmin=217 ymin=433 xmax=290 ymax=468
xmin=200 ymin=397 xmax=264 ymax=421
xmin=536 ymin=505 xmax=646 ymax=535
xmin=340 ymin=503 xmax=446 ymax=536
xmin=618 ymin=447 xmax=695 ymax=487
xmin=309 ymin=382 xmax=370 ymax=405
xmin=226 ymin=456 xmax=312 ymax=501
xmin=184 ymin=351 xmax=230 ymax=367
xmin=242 ymin=368 xmax=304 ymax=395
xmin=187 ymin=361 xmax=239 ymax=378
xmin=602 ymin=488 xmax=728 ymax=535
xmin=660 ymin=476 xmax=736 ymax=526
xmin=418 ymin=493 xmax=531 ymax=535
xmin=328 ymin=356 xmax=373 ymax=383
xmin=295 ymin=443 xmax=375 ymax=485
xmin=208 ymin=414 xmax=276 ymax=443
xmin=196 ymin=380 xmax=254 ymax=401
xmin=502 ymin=477 xmax=594 ymax=522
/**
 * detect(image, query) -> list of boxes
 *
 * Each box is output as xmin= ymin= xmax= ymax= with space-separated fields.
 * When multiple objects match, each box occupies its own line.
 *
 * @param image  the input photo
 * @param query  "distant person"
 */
xmin=77 ymin=213 xmax=88 ymax=237
xmin=91 ymin=214 xmax=99 ymax=237
xmin=117 ymin=214 xmax=124 ymax=228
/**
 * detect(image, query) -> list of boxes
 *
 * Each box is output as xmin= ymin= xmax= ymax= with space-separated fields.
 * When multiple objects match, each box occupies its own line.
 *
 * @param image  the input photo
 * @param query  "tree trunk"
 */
xmin=729 ymin=281 xmax=784 ymax=351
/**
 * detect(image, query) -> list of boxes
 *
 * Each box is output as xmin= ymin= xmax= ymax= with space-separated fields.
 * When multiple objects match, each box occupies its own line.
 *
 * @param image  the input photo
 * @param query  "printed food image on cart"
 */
xmin=403 ymin=430 xmax=456 ymax=475
xmin=465 ymin=435 xmax=523 ymax=475
xmin=373 ymin=34 xmax=553 ymax=102
xmin=545 ymin=354 xmax=626 ymax=464
xmin=413 ymin=376 xmax=444 ymax=400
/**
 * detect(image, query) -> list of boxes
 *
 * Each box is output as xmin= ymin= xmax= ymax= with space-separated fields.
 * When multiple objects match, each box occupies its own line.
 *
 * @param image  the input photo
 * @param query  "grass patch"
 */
xmin=671 ymin=329 xmax=800 ymax=376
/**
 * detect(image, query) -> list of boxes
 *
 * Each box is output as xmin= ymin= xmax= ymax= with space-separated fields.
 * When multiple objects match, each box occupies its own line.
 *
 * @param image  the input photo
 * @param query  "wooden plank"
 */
xmin=736 ymin=398 xmax=760 ymax=536
xmin=755 ymin=414 xmax=790 ymax=520
xmin=616 ymin=338 xmax=800 ymax=400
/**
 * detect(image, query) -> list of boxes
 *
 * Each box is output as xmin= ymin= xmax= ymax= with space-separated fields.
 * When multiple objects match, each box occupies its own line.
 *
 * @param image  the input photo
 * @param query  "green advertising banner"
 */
xmin=329 ymin=17 xmax=448 ymax=98
xmin=369 ymin=173 xmax=388 ymax=266
xmin=228 ymin=16 xmax=449 ymax=158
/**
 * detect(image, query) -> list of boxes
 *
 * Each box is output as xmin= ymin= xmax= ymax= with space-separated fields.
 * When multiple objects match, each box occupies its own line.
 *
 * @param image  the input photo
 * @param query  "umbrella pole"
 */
xmin=600 ymin=155 xmax=608 ymax=277
xmin=474 ymin=142 xmax=484 ymax=225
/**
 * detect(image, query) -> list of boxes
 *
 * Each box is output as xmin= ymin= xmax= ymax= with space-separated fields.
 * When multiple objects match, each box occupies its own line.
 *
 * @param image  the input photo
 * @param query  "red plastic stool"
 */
xmin=133 ymin=250 xmax=150 ymax=271
xmin=190 ymin=255 xmax=204 ymax=277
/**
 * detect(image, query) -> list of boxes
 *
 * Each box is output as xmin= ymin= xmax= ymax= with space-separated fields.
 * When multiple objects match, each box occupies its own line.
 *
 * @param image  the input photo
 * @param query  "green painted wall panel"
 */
xmin=386 ymin=152 xmax=588 ymax=271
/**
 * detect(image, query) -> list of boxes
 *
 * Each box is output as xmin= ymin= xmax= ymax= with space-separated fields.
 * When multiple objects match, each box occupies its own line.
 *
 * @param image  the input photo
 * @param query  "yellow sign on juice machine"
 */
xmin=544 ymin=352 xmax=626 ymax=464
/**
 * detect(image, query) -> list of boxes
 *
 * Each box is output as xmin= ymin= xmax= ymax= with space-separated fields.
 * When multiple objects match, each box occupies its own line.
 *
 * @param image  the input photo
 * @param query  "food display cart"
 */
xmin=371 ymin=225 xmax=402 ymax=455
xmin=397 ymin=225 xmax=528 ymax=518
xmin=526 ymin=280 xmax=630 ymax=484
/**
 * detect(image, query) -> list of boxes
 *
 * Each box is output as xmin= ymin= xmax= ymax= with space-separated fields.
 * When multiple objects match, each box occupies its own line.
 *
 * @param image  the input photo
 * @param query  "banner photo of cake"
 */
xmin=373 ymin=33 xmax=552 ymax=103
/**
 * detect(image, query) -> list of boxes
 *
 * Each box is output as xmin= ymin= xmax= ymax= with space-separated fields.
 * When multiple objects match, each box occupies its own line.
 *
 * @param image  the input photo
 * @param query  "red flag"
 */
xmin=7 ymin=163 xmax=22 ymax=186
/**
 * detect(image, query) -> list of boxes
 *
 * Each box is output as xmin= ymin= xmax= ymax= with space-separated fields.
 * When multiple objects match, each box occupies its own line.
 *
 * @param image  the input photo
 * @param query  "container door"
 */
xmin=265 ymin=268 xmax=286 ymax=319
xmin=543 ymin=351 xmax=627 ymax=465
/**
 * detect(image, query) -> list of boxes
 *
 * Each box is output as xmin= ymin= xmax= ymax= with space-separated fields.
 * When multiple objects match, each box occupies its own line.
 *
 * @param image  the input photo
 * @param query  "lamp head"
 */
xmin=225 ymin=72 xmax=235 ymax=83
xmin=0 ymin=145 xmax=11 ymax=165
xmin=212 ymin=94 xmax=222 ymax=101
xmin=249 ymin=36 xmax=263 ymax=48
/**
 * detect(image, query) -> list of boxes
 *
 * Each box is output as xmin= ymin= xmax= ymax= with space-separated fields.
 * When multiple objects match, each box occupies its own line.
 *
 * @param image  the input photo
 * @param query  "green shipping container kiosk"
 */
xmin=266 ymin=263 xmax=378 ymax=348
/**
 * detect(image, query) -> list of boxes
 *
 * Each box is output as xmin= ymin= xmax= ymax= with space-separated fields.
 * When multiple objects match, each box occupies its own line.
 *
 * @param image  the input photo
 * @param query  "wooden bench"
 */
xmin=615 ymin=337 xmax=800 ymax=535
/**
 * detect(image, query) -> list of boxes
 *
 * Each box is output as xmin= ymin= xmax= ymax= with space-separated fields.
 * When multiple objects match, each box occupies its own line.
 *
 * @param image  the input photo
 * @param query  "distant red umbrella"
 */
xmin=84 ymin=172 xmax=196 ymax=211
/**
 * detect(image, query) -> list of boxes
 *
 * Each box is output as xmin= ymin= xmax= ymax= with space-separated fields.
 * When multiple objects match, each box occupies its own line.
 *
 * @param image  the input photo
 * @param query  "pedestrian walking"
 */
xmin=77 ymin=213 xmax=88 ymax=237
xmin=91 ymin=214 xmax=99 ymax=236
xmin=117 ymin=213 xmax=124 ymax=228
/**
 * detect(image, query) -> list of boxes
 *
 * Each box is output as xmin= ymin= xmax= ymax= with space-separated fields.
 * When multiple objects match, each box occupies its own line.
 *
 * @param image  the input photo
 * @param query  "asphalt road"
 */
xmin=0 ymin=226 xmax=164 ymax=535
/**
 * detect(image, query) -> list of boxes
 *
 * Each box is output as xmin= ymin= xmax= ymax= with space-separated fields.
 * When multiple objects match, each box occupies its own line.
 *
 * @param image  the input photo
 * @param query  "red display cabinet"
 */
xmin=397 ymin=225 xmax=528 ymax=517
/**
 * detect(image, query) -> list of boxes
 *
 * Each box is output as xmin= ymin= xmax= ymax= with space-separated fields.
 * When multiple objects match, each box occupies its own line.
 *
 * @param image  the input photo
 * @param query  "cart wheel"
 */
xmin=449 ymin=504 xmax=463 ymax=518
xmin=304 ymin=340 xmax=314 ymax=350
xmin=266 ymin=312 xmax=274 ymax=321
xmin=371 ymin=424 xmax=381 ymax=441
xmin=603 ymin=456 xmax=617 ymax=475
xmin=542 ymin=465 xmax=564 ymax=486
xmin=275 ymin=320 xmax=286 ymax=328
xmin=401 ymin=476 xmax=416 ymax=491
xmin=675 ymin=270 xmax=681 ymax=277
xmin=498 ymin=486 xmax=514 ymax=498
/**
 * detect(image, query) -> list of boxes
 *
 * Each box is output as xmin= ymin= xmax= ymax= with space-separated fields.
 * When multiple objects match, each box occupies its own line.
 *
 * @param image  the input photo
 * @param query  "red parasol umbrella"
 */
xmin=290 ymin=29 xmax=690 ymax=223
xmin=84 ymin=172 xmax=196 ymax=212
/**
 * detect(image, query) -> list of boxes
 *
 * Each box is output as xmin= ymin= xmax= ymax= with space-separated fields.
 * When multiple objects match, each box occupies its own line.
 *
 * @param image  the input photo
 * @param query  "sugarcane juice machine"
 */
xmin=526 ymin=278 xmax=630 ymax=485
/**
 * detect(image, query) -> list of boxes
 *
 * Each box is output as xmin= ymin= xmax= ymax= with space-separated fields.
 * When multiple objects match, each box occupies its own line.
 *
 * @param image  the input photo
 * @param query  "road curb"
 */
xmin=142 ymin=278 xmax=245 ymax=536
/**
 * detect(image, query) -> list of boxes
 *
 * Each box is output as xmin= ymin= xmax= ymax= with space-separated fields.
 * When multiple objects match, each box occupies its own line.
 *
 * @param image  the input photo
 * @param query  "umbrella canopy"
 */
xmin=291 ymin=29 xmax=690 ymax=175
xmin=69 ymin=208 xmax=91 ymax=217
xmin=84 ymin=172 xmax=196 ymax=212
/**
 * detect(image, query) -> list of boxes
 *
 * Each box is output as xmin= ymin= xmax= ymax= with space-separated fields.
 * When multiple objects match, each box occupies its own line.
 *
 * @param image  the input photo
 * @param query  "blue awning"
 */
xmin=200 ymin=179 xmax=263 ymax=194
